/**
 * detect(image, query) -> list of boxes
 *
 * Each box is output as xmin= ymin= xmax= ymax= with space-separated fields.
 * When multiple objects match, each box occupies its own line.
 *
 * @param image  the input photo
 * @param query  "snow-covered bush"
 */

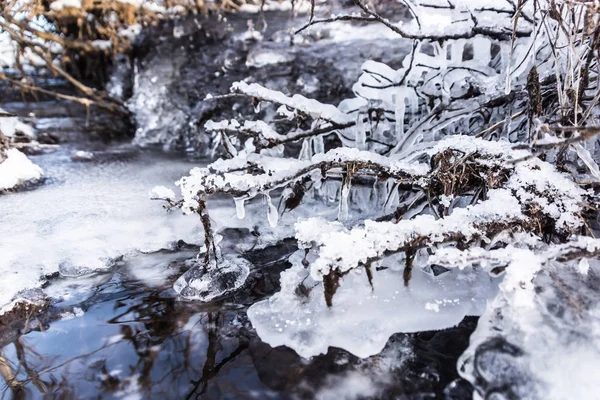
xmin=153 ymin=0 xmax=600 ymax=397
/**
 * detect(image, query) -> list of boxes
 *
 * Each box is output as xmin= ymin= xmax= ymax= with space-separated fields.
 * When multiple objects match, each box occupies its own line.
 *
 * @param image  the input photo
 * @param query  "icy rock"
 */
xmin=173 ymin=254 xmax=251 ymax=301
xmin=246 ymin=44 xmax=295 ymax=68
xmin=248 ymin=251 xmax=500 ymax=359
xmin=459 ymin=259 xmax=600 ymax=400
xmin=0 ymin=149 xmax=43 ymax=191
xmin=71 ymin=150 xmax=94 ymax=162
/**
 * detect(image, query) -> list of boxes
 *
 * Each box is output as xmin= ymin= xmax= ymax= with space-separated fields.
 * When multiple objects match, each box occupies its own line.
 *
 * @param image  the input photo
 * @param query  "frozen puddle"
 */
xmin=0 ymin=147 xmax=204 ymax=314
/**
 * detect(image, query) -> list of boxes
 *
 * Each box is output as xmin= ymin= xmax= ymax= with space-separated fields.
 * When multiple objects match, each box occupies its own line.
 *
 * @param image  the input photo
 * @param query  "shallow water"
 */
xmin=0 ymin=247 xmax=476 ymax=400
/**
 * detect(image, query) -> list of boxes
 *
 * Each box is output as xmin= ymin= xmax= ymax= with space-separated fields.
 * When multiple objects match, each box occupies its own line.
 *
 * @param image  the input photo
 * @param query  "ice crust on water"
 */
xmin=173 ymin=254 xmax=251 ymax=302
xmin=248 ymin=251 xmax=500 ymax=358
xmin=0 ymin=151 xmax=203 ymax=314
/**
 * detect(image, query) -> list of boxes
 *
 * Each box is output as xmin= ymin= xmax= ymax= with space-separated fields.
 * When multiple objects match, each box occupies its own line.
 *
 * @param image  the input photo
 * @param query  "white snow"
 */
xmin=50 ymin=0 xmax=82 ymax=11
xmin=458 ymin=242 xmax=600 ymax=399
xmin=149 ymin=185 xmax=175 ymax=200
xmin=91 ymin=40 xmax=112 ymax=51
xmin=231 ymin=81 xmax=353 ymax=124
xmin=300 ymin=189 xmax=524 ymax=279
xmin=0 ymin=108 xmax=36 ymax=138
xmin=0 ymin=149 xmax=43 ymax=191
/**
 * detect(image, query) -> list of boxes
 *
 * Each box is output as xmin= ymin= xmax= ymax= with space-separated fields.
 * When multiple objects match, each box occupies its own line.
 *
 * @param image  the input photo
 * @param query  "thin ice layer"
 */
xmin=0 ymin=151 xmax=203 ymax=314
xmin=248 ymin=251 xmax=500 ymax=358
xmin=173 ymin=254 xmax=251 ymax=302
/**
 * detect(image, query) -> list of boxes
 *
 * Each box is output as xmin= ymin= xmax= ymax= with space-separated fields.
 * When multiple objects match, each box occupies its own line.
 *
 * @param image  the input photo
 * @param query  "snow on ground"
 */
xmin=0 ymin=108 xmax=36 ymax=138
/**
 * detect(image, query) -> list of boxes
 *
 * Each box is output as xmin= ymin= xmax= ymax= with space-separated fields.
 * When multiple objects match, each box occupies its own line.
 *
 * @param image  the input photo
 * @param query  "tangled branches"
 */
xmin=0 ymin=0 xmax=262 ymax=115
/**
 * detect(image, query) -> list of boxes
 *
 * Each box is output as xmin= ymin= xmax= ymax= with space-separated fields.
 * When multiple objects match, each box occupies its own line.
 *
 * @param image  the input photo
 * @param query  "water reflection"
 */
xmin=0 ymin=249 xmax=475 ymax=400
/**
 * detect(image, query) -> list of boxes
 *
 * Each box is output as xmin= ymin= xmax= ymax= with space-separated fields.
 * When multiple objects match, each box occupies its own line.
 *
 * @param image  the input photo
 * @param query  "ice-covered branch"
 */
xmin=289 ymin=136 xmax=585 ymax=304
xmin=231 ymin=81 xmax=353 ymax=125
xmin=296 ymin=0 xmax=533 ymax=41
xmin=176 ymin=147 xmax=429 ymax=213
xmin=429 ymin=236 xmax=600 ymax=272
xmin=205 ymin=119 xmax=355 ymax=151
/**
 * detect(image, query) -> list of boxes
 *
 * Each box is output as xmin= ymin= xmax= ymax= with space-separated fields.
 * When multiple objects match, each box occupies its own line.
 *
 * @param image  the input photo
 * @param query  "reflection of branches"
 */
xmin=14 ymin=339 xmax=48 ymax=394
xmin=185 ymin=312 xmax=249 ymax=399
xmin=0 ymin=349 xmax=23 ymax=398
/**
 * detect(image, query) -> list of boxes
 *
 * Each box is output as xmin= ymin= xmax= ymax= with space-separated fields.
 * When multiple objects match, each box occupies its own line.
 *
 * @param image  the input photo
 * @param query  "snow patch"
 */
xmin=0 ymin=149 xmax=43 ymax=191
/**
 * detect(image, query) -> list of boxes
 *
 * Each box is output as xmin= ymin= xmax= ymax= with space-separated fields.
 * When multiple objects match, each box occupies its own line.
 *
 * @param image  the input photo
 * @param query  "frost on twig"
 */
xmin=156 ymin=1 xmax=600 ymax=374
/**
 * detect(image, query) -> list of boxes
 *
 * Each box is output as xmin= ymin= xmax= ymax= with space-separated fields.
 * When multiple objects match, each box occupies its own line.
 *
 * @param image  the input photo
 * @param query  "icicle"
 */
xmin=312 ymin=135 xmax=325 ymax=155
xmin=221 ymin=133 xmax=238 ymax=157
xmin=355 ymin=112 xmax=367 ymax=150
xmin=503 ymin=41 xmax=513 ymax=95
xmin=394 ymin=88 xmax=407 ymax=140
xmin=472 ymin=37 xmax=491 ymax=64
xmin=338 ymin=178 xmax=351 ymax=222
xmin=213 ymin=234 xmax=223 ymax=258
xmin=299 ymin=138 xmax=311 ymax=160
xmin=244 ymin=138 xmax=256 ymax=154
xmin=326 ymin=180 xmax=337 ymax=203
xmin=450 ymin=40 xmax=464 ymax=63
xmin=265 ymin=193 xmax=279 ymax=227
xmin=234 ymin=197 xmax=246 ymax=219
xmin=384 ymin=182 xmax=399 ymax=213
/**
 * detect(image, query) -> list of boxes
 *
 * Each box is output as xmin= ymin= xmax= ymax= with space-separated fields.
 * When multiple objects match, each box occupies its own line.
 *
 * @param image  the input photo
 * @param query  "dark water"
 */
xmin=0 ymin=243 xmax=475 ymax=400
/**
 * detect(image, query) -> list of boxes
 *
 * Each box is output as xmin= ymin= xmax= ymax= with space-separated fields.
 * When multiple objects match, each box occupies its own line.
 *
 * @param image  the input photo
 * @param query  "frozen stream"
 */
xmin=0 ymin=139 xmax=477 ymax=399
